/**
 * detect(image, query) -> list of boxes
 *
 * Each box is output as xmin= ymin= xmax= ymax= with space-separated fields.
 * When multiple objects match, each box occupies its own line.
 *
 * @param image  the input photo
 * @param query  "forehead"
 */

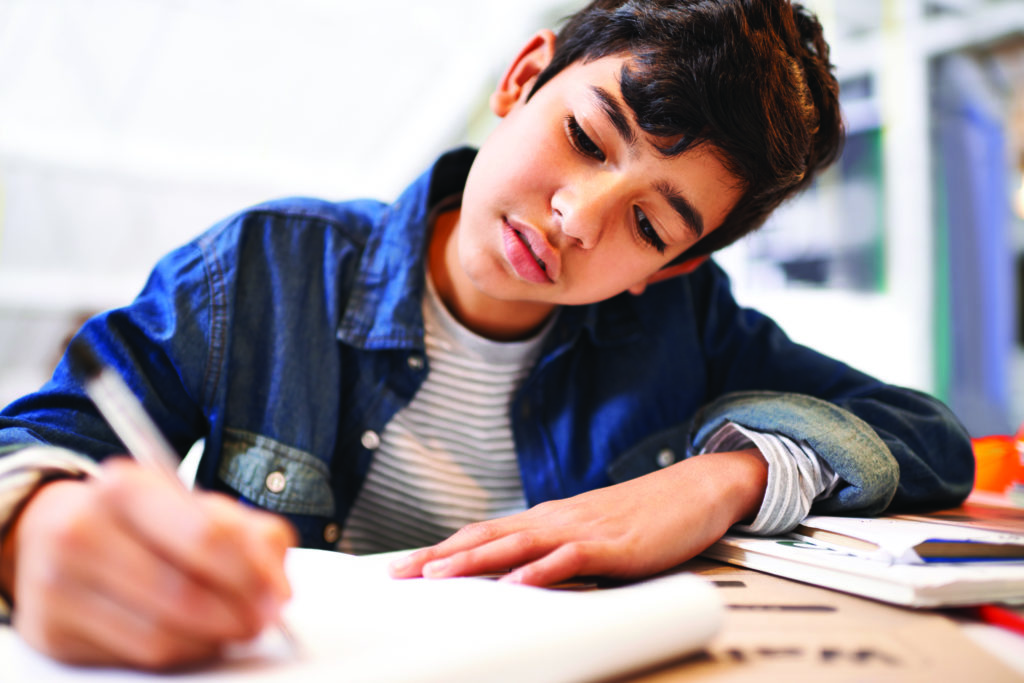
xmin=550 ymin=55 xmax=701 ymax=159
xmin=553 ymin=53 xmax=631 ymax=95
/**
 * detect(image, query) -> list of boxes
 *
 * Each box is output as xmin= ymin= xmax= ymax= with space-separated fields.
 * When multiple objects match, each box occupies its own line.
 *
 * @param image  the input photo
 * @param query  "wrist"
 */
xmin=698 ymin=447 xmax=768 ymax=525
xmin=0 ymin=506 xmax=22 ymax=606
xmin=0 ymin=479 xmax=82 ymax=608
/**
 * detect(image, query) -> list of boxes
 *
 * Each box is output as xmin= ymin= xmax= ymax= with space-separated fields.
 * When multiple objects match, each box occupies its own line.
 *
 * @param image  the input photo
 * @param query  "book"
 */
xmin=703 ymin=532 xmax=1024 ymax=608
xmin=793 ymin=514 xmax=1024 ymax=564
xmin=702 ymin=518 xmax=1024 ymax=608
xmin=0 ymin=548 xmax=724 ymax=682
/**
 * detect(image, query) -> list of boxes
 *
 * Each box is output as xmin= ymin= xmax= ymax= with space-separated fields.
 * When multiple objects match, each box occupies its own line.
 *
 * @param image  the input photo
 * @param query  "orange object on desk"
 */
xmin=972 ymin=435 xmax=1022 ymax=493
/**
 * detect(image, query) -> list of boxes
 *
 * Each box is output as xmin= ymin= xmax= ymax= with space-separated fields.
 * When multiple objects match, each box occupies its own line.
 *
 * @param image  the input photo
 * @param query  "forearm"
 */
xmin=832 ymin=385 xmax=973 ymax=511
xmin=670 ymin=447 xmax=768 ymax=528
xmin=391 ymin=447 xmax=769 ymax=586
xmin=692 ymin=260 xmax=972 ymax=513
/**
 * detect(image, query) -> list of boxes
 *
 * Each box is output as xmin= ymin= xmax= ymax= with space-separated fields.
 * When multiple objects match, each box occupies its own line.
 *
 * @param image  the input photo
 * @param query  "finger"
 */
xmin=14 ymin=536 xmax=221 ymax=671
xmin=98 ymin=461 xmax=279 ymax=628
xmin=198 ymin=494 xmax=296 ymax=605
xmin=13 ymin=574 xmax=124 ymax=667
xmin=19 ymin=574 xmax=221 ymax=670
xmin=69 ymin=518 xmax=258 ymax=642
xmin=499 ymin=542 xmax=606 ymax=587
xmin=388 ymin=517 xmax=522 ymax=578
xmin=419 ymin=527 xmax=562 ymax=579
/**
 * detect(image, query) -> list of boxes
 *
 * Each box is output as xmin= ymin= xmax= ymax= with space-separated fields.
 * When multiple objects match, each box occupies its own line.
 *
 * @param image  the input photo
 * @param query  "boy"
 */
xmin=0 ymin=0 xmax=973 ymax=671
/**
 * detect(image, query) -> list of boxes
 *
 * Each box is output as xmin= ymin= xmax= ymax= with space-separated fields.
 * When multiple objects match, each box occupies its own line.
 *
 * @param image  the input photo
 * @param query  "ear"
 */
xmin=627 ymin=256 xmax=709 ymax=296
xmin=490 ymin=29 xmax=557 ymax=118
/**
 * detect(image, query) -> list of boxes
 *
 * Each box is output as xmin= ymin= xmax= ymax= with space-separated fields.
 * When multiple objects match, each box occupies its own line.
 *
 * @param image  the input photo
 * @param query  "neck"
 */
xmin=428 ymin=208 xmax=556 ymax=342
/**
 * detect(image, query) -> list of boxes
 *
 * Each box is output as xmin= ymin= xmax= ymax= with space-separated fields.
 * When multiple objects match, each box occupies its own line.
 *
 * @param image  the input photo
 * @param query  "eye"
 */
xmin=565 ymin=115 xmax=606 ymax=162
xmin=633 ymin=207 xmax=666 ymax=253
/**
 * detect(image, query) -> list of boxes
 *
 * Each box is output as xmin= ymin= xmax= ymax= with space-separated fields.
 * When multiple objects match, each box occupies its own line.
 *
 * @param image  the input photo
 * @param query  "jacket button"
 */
xmin=361 ymin=430 xmax=381 ymax=450
xmin=323 ymin=523 xmax=340 ymax=544
xmin=265 ymin=470 xmax=287 ymax=493
xmin=656 ymin=448 xmax=675 ymax=468
xmin=407 ymin=355 xmax=424 ymax=370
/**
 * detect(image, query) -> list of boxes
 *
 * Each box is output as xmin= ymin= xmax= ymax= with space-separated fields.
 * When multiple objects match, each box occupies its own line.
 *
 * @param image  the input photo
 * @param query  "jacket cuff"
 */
xmin=703 ymin=422 xmax=840 ymax=535
xmin=0 ymin=446 xmax=102 ymax=622
xmin=689 ymin=391 xmax=899 ymax=515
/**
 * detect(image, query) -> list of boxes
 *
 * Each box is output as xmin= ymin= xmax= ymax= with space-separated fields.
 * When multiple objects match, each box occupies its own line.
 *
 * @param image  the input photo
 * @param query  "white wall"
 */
xmin=0 ymin=0 xmax=577 ymax=405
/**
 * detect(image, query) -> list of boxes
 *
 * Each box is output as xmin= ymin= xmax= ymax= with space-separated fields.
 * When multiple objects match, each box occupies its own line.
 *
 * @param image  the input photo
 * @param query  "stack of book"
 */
xmin=702 ymin=499 xmax=1024 ymax=607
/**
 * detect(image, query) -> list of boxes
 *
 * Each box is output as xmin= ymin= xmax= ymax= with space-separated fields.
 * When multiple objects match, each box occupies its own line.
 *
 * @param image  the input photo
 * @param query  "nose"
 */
xmin=551 ymin=175 xmax=617 ymax=250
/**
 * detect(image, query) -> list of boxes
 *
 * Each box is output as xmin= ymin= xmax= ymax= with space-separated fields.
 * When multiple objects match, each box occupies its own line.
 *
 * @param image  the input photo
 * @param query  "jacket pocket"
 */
xmin=218 ymin=428 xmax=335 ymax=517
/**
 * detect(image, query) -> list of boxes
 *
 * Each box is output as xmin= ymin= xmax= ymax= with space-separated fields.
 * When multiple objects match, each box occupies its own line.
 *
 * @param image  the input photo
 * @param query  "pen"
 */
xmin=971 ymin=604 xmax=1024 ymax=638
xmin=67 ymin=337 xmax=300 ymax=654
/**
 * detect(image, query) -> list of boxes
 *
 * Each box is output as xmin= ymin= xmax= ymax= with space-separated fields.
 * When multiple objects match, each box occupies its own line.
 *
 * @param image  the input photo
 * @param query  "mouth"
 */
xmin=516 ymin=230 xmax=547 ymax=272
xmin=501 ymin=218 xmax=557 ymax=284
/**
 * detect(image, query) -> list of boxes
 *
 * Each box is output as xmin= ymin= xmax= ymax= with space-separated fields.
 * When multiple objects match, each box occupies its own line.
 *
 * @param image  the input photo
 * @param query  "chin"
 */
xmin=459 ymin=256 xmax=512 ymax=296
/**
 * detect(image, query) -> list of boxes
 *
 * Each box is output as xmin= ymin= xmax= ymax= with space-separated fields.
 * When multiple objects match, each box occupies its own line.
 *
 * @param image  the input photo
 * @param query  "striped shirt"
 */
xmin=338 ymin=276 xmax=552 ymax=554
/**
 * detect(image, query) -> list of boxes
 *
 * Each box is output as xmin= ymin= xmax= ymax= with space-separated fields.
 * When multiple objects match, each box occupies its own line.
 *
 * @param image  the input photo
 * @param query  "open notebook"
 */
xmin=0 ymin=548 xmax=723 ymax=682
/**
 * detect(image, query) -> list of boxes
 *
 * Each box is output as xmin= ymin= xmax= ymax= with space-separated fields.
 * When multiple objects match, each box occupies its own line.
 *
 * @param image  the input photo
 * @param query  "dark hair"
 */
xmin=529 ymin=0 xmax=844 ymax=260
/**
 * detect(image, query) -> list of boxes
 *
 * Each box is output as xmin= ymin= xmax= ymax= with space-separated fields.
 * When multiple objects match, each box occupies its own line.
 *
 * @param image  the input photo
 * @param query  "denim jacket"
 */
xmin=0 ymin=148 xmax=974 ymax=549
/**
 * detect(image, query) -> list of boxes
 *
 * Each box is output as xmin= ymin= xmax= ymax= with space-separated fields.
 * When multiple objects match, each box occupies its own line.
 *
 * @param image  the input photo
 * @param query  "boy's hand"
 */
xmin=0 ymin=458 xmax=295 ymax=670
xmin=389 ymin=449 xmax=767 ymax=586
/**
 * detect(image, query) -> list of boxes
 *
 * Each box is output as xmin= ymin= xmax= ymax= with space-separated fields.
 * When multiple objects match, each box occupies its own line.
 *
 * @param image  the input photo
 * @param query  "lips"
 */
xmin=501 ymin=218 xmax=559 ymax=284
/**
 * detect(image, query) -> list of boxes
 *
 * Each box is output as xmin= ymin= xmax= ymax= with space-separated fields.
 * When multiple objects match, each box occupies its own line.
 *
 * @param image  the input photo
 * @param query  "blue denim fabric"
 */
xmin=0 ymin=148 xmax=974 ymax=549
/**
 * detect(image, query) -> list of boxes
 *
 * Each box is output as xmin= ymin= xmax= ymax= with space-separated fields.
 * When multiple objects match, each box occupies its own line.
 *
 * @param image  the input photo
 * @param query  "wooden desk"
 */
xmin=628 ymin=558 xmax=1024 ymax=682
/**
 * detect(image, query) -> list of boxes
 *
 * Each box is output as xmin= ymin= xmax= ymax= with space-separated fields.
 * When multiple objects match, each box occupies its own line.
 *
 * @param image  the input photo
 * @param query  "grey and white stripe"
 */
xmin=702 ymin=422 xmax=840 ymax=536
xmin=338 ymin=278 xmax=551 ymax=555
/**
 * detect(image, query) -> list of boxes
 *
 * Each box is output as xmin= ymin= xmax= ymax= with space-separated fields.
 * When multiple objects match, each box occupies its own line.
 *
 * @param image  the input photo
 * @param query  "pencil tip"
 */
xmin=68 ymin=337 xmax=103 ymax=379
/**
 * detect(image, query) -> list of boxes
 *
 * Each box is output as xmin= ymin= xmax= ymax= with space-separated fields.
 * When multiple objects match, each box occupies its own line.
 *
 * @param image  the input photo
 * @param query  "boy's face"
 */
xmin=446 ymin=32 xmax=742 ymax=327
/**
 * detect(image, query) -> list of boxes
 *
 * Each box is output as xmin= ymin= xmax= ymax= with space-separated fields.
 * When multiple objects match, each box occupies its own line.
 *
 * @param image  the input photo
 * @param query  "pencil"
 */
xmin=67 ymin=337 xmax=300 ymax=654
xmin=973 ymin=604 xmax=1024 ymax=638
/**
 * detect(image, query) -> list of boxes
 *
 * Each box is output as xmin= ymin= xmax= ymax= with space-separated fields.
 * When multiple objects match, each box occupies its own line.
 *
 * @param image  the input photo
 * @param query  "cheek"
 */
xmin=593 ymin=232 xmax=666 ymax=275
xmin=571 ymin=250 xmax=657 ymax=298
xmin=501 ymin=120 xmax=564 ymax=184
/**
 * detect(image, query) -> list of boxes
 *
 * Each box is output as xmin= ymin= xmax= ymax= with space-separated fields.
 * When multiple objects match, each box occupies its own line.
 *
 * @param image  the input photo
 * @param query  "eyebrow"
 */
xmin=655 ymin=181 xmax=705 ymax=239
xmin=592 ymin=86 xmax=636 ymax=147
xmin=591 ymin=86 xmax=705 ymax=239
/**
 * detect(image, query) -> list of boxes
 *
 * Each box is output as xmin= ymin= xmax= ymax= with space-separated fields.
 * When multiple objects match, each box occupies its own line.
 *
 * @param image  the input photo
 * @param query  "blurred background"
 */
xmin=0 ymin=0 xmax=1022 ymax=438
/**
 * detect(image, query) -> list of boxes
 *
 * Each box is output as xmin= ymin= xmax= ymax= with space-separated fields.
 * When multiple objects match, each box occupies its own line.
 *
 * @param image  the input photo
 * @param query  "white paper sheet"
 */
xmin=0 ymin=549 xmax=723 ymax=682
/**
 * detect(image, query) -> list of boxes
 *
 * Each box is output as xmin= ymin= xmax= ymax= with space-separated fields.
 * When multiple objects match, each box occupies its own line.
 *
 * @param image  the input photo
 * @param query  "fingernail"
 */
xmin=260 ymin=595 xmax=283 ymax=622
xmin=500 ymin=570 xmax=524 ymax=585
xmin=423 ymin=559 xmax=449 ymax=578
xmin=389 ymin=556 xmax=411 ymax=574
